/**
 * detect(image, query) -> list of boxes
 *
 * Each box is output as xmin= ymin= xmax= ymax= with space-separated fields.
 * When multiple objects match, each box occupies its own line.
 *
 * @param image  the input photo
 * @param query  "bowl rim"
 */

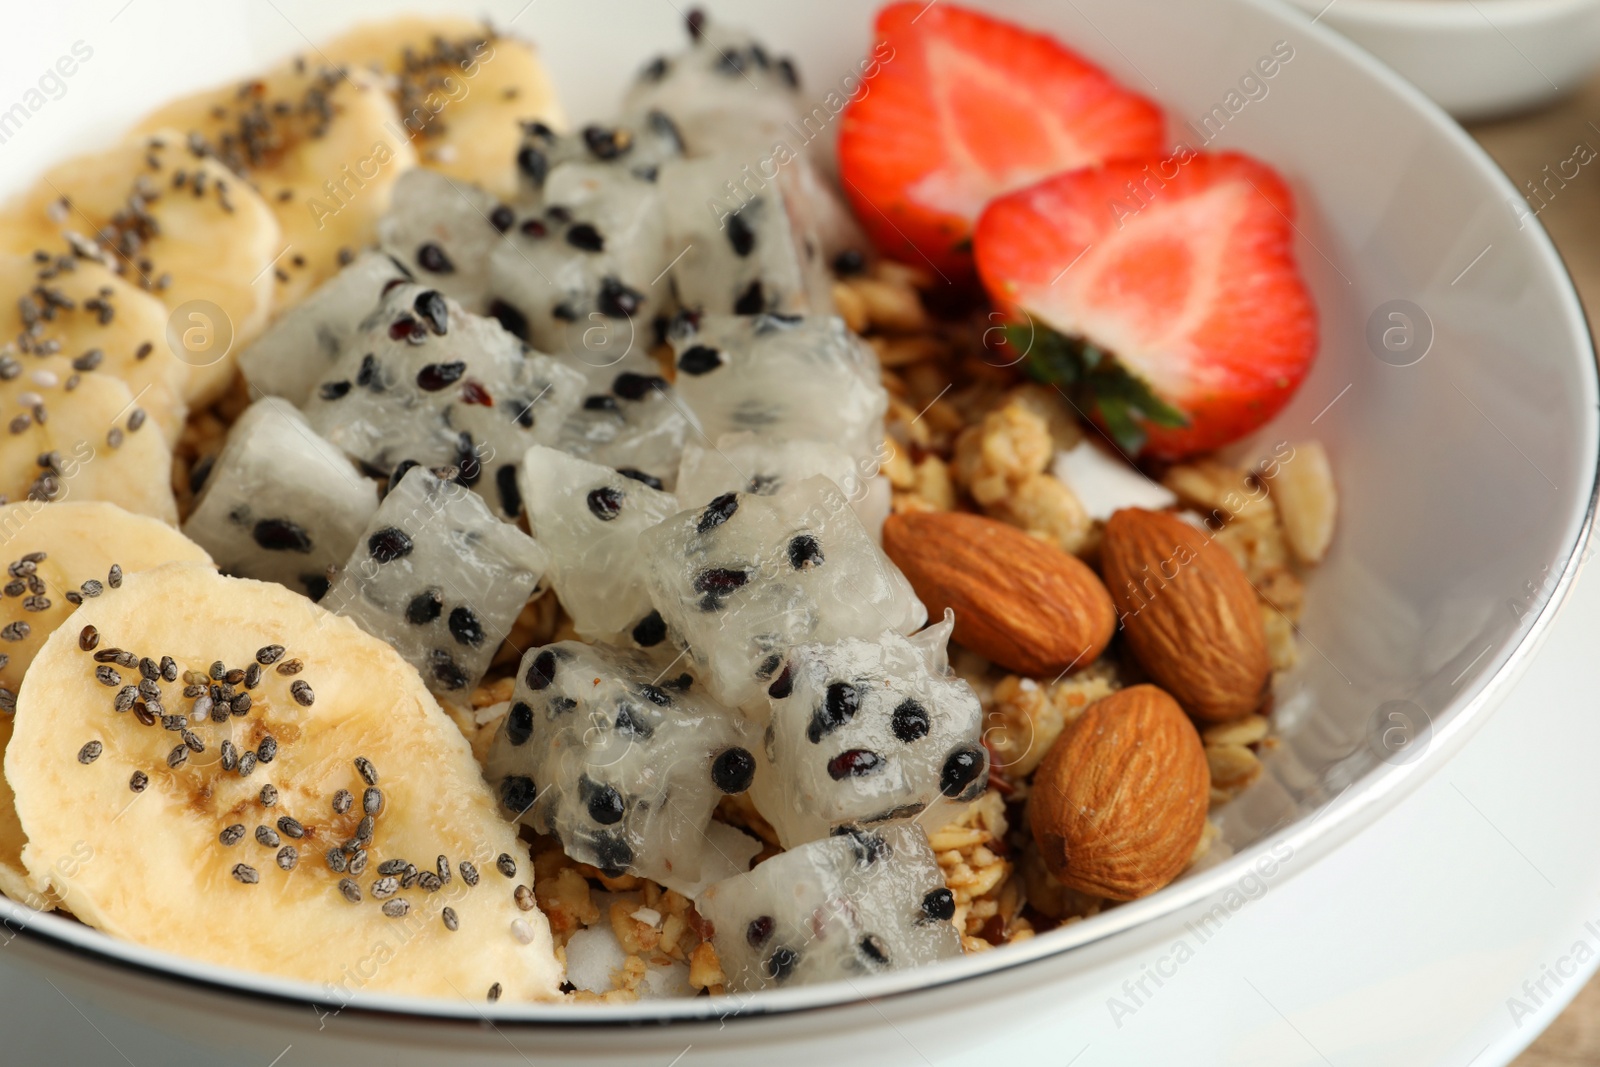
xmin=4 ymin=0 xmax=1598 ymax=1029
xmin=1281 ymin=0 xmax=1600 ymax=29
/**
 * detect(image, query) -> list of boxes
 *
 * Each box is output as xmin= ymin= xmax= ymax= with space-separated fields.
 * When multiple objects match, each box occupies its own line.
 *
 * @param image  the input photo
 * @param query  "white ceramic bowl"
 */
xmin=1283 ymin=0 xmax=1600 ymax=120
xmin=0 ymin=0 xmax=1595 ymax=1063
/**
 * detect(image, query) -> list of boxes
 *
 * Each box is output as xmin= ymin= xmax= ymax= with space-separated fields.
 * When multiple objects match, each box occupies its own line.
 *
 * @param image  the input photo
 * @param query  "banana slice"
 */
xmin=0 ymin=355 xmax=176 ymax=523
xmin=0 ymin=131 xmax=280 ymax=407
xmin=323 ymin=16 xmax=566 ymax=201
xmin=134 ymin=63 xmax=417 ymax=310
xmin=0 ymin=502 xmax=213 ymax=907
xmin=9 ymin=563 xmax=560 ymax=1000
xmin=0 ymin=247 xmax=189 ymax=441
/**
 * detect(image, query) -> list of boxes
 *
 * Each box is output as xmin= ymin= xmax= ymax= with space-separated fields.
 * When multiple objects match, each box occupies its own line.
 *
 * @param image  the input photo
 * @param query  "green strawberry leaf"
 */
xmin=1003 ymin=321 xmax=1188 ymax=453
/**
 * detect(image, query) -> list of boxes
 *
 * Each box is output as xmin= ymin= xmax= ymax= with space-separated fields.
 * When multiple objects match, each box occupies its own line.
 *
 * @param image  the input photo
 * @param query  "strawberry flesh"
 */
xmin=974 ymin=151 xmax=1318 ymax=459
xmin=839 ymin=1 xmax=1165 ymax=277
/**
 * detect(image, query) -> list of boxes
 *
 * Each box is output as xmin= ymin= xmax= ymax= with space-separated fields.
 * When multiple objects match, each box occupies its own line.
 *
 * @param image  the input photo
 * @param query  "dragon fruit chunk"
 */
xmin=487 ymin=163 xmax=671 ymax=391
xmin=697 ymin=823 xmax=962 ymax=992
xmin=668 ymin=313 xmax=887 ymax=470
xmin=513 ymin=112 xmax=686 ymax=199
xmin=658 ymin=156 xmax=832 ymax=317
xmin=555 ymin=366 xmax=692 ymax=491
xmin=640 ymin=475 xmax=925 ymax=708
xmin=750 ymin=612 xmax=989 ymax=849
xmin=322 ymin=466 xmax=547 ymax=697
xmin=622 ymin=11 xmax=804 ymax=159
xmin=519 ymin=445 xmax=679 ymax=645
xmin=182 ymin=398 xmax=379 ymax=602
xmin=300 ymin=282 xmax=585 ymax=519
xmin=483 ymin=641 xmax=760 ymax=893
xmin=237 ymin=252 xmax=411 ymax=406
xmin=623 ymin=10 xmax=872 ymax=267
xmin=674 ymin=432 xmax=889 ymax=539
xmin=378 ymin=168 xmax=507 ymax=312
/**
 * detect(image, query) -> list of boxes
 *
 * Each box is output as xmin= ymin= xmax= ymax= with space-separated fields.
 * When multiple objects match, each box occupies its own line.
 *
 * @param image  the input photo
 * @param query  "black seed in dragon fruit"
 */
xmin=749 ymin=612 xmax=988 ymax=848
xmin=487 ymin=164 xmax=671 ymax=393
xmin=514 ymin=111 xmax=685 ymax=198
xmin=658 ymin=156 xmax=832 ymax=317
xmin=557 ymin=368 xmax=690 ymax=492
xmin=667 ymin=313 xmax=888 ymax=471
xmin=640 ymin=475 xmax=924 ymax=707
xmin=300 ymin=282 xmax=584 ymax=519
xmin=378 ymin=169 xmax=506 ymax=313
xmin=323 ymin=466 xmax=547 ymax=697
xmin=519 ymin=445 xmax=679 ymax=645
xmin=237 ymin=252 xmax=412 ymax=406
xmin=697 ymin=823 xmax=961 ymax=991
xmin=183 ymin=398 xmax=379 ymax=602
xmin=675 ymin=432 xmax=891 ymax=539
xmin=483 ymin=641 xmax=760 ymax=893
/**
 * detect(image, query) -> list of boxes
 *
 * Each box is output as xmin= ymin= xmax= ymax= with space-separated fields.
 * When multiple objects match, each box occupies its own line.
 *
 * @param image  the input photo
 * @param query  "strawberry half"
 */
xmin=974 ymin=151 xmax=1318 ymax=459
xmin=838 ymin=2 xmax=1164 ymax=279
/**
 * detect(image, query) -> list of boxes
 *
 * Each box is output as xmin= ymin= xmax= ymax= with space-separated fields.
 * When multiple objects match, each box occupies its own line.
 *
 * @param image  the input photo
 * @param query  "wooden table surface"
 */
xmin=1468 ymin=76 xmax=1600 ymax=1067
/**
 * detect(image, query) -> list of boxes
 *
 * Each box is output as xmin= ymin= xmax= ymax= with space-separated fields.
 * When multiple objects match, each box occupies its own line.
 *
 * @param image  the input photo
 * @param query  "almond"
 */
xmin=1101 ymin=508 xmax=1269 ymax=722
xmin=1030 ymin=684 xmax=1209 ymax=901
xmin=882 ymin=511 xmax=1114 ymax=676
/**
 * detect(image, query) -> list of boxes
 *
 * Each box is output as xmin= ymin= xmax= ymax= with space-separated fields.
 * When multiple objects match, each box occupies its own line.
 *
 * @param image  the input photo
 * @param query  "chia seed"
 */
xmin=80 ymin=579 xmax=102 ymax=598
xmin=459 ymin=861 xmax=479 ymax=886
xmin=94 ymin=666 xmax=120 ymax=687
xmin=77 ymin=740 xmax=102 ymax=764
xmin=107 ymin=564 xmax=121 ymax=588
xmin=231 ymin=864 xmax=259 ymax=885
xmin=77 ymin=625 xmax=99 ymax=651
xmin=254 ymin=645 xmax=285 ymax=665
xmin=0 ymin=621 xmax=28 ymax=642
xmin=290 ymin=680 xmax=314 ymax=706
xmin=381 ymin=899 xmax=409 ymax=918
xmin=362 ymin=787 xmax=381 ymax=815
xmin=338 ymin=877 xmax=361 ymax=903
xmin=371 ymin=876 xmax=399 ymax=899
xmin=332 ymin=789 xmax=353 ymax=815
xmin=129 ymin=770 xmax=148 ymax=793
xmin=442 ymin=907 xmax=459 ymax=931
xmin=347 ymin=849 xmax=369 ymax=876
xmin=255 ymin=825 xmax=280 ymax=848
xmin=257 ymin=735 xmax=276 ymax=763
xmin=276 ymin=846 xmax=298 ymax=871
xmin=487 ymin=983 xmax=502 ymax=1002
xmin=275 ymin=659 xmax=303 ymax=676
xmin=354 ymin=756 xmax=377 ymax=785
xmin=277 ymin=816 xmax=304 ymax=839
xmin=496 ymin=853 xmax=516 ymax=878
xmin=259 ymin=784 xmax=278 ymax=807
xmin=219 ymin=823 xmax=246 ymax=846
xmin=237 ymin=751 xmax=258 ymax=777
xmin=514 ymin=885 xmax=534 ymax=911
xmin=327 ymin=849 xmax=349 ymax=874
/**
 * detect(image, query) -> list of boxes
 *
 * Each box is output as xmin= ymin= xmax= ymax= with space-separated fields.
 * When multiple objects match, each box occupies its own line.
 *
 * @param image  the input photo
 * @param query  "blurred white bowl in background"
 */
xmin=1284 ymin=0 xmax=1600 ymax=119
